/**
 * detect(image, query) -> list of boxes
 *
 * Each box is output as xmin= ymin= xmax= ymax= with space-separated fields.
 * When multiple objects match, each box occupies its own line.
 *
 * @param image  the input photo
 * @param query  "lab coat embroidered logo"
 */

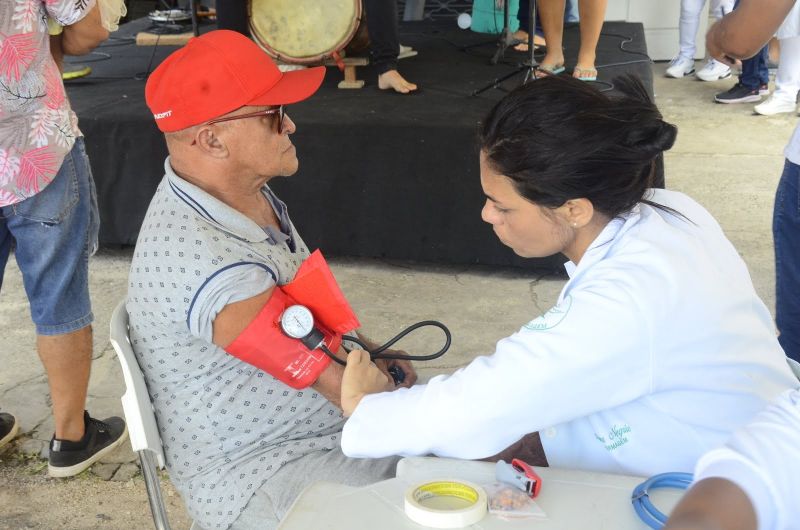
xmin=594 ymin=424 xmax=633 ymax=452
xmin=523 ymin=295 xmax=573 ymax=331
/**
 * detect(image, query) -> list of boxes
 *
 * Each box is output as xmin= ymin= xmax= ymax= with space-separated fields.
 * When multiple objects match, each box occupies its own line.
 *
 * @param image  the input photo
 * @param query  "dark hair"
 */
xmin=479 ymin=74 xmax=678 ymax=219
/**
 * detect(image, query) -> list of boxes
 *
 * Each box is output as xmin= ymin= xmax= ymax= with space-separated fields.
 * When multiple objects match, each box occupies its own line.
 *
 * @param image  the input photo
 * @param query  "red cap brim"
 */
xmin=248 ymin=65 xmax=326 ymax=106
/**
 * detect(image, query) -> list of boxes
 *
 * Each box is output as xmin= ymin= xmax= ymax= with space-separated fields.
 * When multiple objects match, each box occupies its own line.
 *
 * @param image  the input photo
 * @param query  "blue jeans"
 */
xmin=0 ymin=138 xmax=99 ymax=335
xmin=733 ymin=0 xmax=769 ymax=89
xmin=774 ymin=159 xmax=800 ymax=361
xmin=739 ymin=45 xmax=769 ymax=89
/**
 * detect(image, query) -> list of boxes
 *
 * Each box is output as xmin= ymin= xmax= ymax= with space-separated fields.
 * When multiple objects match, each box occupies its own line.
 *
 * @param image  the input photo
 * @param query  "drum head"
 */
xmin=250 ymin=0 xmax=361 ymax=64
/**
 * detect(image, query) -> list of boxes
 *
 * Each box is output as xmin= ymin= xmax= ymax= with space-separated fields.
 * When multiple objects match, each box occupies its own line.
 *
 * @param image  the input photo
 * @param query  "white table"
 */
xmin=279 ymin=457 xmax=684 ymax=529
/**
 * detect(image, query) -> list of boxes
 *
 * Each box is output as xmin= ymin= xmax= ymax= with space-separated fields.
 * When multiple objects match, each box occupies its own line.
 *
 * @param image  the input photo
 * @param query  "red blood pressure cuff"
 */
xmin=283 ymin=250 xmax=361 ymax=333
xmin=224 ymin=250 xmax=358 ymax=389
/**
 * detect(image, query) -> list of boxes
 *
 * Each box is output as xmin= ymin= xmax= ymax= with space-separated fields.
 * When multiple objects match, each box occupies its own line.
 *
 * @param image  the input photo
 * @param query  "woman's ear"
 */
xmin=560 ymin=198 xmax=595 ymax=228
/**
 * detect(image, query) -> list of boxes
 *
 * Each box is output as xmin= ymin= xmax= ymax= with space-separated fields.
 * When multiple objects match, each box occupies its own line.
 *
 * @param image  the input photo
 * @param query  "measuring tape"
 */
xmin=404 ymin=480 xmax=488 ymax=528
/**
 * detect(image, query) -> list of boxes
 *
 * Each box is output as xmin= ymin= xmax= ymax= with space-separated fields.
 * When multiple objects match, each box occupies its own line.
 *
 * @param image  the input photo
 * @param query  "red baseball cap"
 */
xmin=145 ymin=30 xmax=325 ymax=132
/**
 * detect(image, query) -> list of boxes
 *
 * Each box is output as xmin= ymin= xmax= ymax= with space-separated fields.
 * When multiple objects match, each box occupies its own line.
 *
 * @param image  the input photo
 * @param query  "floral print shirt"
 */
xmin=0 ymin=0 xmax=95 ymax=207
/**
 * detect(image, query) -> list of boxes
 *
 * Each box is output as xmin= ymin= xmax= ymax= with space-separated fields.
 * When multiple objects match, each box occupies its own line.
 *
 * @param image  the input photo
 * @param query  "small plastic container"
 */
xmin=483 ymin=481 xmax=547 ymax=520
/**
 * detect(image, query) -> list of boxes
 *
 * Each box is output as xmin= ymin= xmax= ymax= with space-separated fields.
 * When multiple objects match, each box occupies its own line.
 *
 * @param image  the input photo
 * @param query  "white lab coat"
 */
xmin=694 ymin=388 xmax=800 ymax=530
xmin=341 ymin=189 xmax=796 ymax=477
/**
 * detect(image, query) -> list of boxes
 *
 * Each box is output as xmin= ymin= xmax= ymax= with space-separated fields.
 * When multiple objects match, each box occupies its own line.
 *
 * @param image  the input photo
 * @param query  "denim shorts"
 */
xmin=0 ymin=138 xmax=100 ymax=335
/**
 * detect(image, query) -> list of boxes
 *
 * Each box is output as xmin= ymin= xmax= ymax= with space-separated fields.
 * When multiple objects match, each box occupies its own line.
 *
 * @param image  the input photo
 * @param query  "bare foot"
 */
xmin=512 ymin=30 xmax=546 ymax=52
xmin=378 ymin=69 xmax=418 ymax=94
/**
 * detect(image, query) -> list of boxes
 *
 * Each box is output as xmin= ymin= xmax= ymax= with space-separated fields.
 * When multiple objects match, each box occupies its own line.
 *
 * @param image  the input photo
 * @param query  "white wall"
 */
xmin=606 ymin=0 xmax=709 ymax=61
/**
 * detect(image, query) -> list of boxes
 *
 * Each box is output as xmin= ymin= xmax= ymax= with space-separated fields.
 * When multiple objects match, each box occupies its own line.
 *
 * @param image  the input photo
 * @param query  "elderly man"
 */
xmin=129 ymin=30 xmax=415 ymax=530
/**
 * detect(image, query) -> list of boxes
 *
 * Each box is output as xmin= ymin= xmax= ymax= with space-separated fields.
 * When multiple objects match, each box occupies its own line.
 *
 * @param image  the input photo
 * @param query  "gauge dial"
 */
xmin=280 ymin=305 xmax=315 ymax=339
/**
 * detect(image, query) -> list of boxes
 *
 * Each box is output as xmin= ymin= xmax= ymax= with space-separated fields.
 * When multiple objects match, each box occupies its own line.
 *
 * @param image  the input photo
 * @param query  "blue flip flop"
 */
xmin=573 ymin=67 xmax=598 ymax=82
xmin=534 ymin=64 xmax=566 ymax=78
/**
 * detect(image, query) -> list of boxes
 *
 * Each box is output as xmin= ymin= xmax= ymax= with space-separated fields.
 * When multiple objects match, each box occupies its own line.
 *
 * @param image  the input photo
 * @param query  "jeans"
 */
xmin=364 ymin=0 xmax=400 ymax=74
xmin=774 ymin=159 xmax=800 ymax=361
xmin=0 ymin=138 xmax=99 ymax=335
xmin=740 ymin=45 xmax=769 ymax=89
xmin=733 ymin=0 xmax=769 ymax=89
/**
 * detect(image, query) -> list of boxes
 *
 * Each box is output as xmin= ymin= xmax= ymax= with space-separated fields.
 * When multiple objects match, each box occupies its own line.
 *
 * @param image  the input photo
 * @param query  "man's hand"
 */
xmin=705 ymin=21 xmax=736 ymax=66
xmin=341 ymin=350 xmax=393 ymax=417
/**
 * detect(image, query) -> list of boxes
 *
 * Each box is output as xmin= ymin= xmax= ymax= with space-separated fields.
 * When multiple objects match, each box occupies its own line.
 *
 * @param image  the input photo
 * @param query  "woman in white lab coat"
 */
xmin=338 ymin=74 xmax=797 ymax=477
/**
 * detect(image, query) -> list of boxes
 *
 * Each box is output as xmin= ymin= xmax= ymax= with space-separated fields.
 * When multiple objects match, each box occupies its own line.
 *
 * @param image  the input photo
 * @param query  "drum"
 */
xmin=249 ymin=0 xmax=366 ymax=64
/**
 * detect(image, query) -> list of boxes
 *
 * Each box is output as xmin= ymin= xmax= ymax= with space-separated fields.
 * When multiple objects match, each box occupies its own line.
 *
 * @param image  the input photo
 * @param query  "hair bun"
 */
xmin=654 ymin=121 xmax=677 ymax=152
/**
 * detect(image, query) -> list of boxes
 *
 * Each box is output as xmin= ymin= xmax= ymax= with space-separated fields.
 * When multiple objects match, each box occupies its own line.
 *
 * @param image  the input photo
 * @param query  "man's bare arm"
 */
xmin=662 ymin=477 xmax=757 ymax=530
xmin=706 ymin=0 xmax=796 ymax=61
xmin=213 ymin=289 xmax=350 ymax=408
xmin=61 ymin=3 xmax=109 ymax=57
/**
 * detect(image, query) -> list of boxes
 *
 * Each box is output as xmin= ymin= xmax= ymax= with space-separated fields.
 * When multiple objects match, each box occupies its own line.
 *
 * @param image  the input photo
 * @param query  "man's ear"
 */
xmin=557 ymin=198 xmax=595 ymax=228
xmin=194 ymin=126 xmax=229 ymax=159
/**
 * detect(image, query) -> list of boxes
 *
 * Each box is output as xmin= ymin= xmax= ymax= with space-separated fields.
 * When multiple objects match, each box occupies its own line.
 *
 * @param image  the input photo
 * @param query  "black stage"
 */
xmin=66 ymin=18 xmax=654 ymax=270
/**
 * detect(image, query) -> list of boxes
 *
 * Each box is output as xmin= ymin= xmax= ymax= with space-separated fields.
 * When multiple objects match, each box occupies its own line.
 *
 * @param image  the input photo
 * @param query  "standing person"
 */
xmin=133 ymin=30 xmax=416 ymax=530
xmin=665 ymin=0 xmax=734 ymax=80
xmin=708 ymin=0 xmax=800 ymax=362
xmin=0 ymin=0 xmax=127 ymax=476
xmin=754 ymin=2 xmax=800 ymax=115
xmin=536 ymin=0 xmax=608 ymax=80
xmin=364 ymin=0 xmax=418 ymax=93
xmin=338 ymin=75 xmax=796 ymax=475
xmin=714 ymin=0 xmax=771 ymax=103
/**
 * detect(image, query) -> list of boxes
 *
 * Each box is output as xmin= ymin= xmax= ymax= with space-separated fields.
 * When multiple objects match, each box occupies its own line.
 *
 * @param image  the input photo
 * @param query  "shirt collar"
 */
xmin=164 ymin=157 xmax=290 ymax=244
xmin=562 ymin=204 xmax=643 ymax=281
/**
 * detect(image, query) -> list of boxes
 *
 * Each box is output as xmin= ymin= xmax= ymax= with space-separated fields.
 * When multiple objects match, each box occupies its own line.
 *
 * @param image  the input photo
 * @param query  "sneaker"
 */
xmin=48 ymin=411 xmax=128 ymax=478
xmin=665 ymin=55 xmax=695 ymax=78
xmin=696 ymin=59 xmax=731 ymax=81
xmin=0 ymin=412 xmax=20 ymax=450
xmin=754 ymin=95 xmax=797 ymax=115
xmin=715 ymin=83 xmax=763 ymax=103
xmin=759 ymin=83 xmax=770 ymax=96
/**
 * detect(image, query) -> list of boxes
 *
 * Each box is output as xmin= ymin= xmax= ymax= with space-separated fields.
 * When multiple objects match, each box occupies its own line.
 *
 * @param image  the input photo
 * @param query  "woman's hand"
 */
xmin=375 ymin=356 xmax=418 ymax=389
xmin=341 ymin=350 xmax=394 ymax=417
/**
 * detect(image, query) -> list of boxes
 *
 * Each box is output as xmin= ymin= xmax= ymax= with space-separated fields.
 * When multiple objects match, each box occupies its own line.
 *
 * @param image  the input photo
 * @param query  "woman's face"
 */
xmin=479 ymin=152 xmax=571 ymax=258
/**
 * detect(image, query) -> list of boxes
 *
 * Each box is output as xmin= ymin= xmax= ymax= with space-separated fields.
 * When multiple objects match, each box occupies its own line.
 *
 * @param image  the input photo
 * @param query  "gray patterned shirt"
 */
xmin=127 ymin=159 xmax=344 ymax=530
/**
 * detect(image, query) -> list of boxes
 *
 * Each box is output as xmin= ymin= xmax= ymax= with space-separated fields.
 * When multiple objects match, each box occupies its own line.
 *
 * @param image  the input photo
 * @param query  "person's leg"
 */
xmin=573 ymin=0 xmax=608 ymax=79
xmin=773 ymin=36 xmax=800 ymax=102
xmin=740 ymin=44 xmax=769 ymax=88
xmin=0 ymin=216 xmax=20 ymax=450
xmin=774 ymin=159 xmax=800 ymax=362
xmin=755 ymin=36 xmax=800 ymax=114
xmin=7 ymin=138 xmax=125 ymax=475
xmin=678 ymin=0 xmax=706 ymax=61
xmin=230 ymin=448 xmax=400 ymax=529
xmin=363 ymin=0 xmax=417 ymax=93
xmin=537 ymin=0 xmax=567 ymax=71
xmin=717 ymin=44 xmax=768 ymax=102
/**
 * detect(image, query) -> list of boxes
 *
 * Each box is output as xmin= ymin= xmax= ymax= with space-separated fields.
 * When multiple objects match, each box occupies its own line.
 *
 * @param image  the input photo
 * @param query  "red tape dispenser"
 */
xmin=495 ymin=459 xmax=543 ymax=498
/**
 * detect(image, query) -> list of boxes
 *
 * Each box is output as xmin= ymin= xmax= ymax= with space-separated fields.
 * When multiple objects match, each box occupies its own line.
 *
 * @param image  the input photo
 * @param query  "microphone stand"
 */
xmin=472 ymin=0 xmax=540 ymax=96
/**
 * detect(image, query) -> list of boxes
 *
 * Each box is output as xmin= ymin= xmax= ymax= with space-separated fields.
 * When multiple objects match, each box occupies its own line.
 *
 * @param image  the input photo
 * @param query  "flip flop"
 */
xmin=573 ymin=66 xmax=598 ymax=82
xmin=534 ymin=63 xmax=565 ymax=78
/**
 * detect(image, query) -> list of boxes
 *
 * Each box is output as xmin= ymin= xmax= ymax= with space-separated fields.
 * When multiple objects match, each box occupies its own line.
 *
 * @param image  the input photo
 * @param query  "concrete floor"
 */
xmin=0 ymin=62 xmax=795 ymax=528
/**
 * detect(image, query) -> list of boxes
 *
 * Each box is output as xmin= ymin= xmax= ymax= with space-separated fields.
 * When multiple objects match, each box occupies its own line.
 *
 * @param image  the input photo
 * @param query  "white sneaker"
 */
xmin=665 ymin=56 xmax=695 ymax=78
xmin=696 ymin=58 xmax=732 ymax=81
xmin=754 ymin=95 xmax=797 ymax=116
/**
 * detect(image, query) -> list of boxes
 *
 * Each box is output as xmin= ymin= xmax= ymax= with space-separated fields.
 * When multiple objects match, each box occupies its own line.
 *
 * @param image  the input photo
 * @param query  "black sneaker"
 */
xmin=715 ymin=83 xmax=763 ymax=104
xmin=0 ymin=412 xmax=20 ymax=449
xmin=48 ymin=411 xmax=128 ymax=478
xmin=759 ymin=83 xmax=770 ymax=96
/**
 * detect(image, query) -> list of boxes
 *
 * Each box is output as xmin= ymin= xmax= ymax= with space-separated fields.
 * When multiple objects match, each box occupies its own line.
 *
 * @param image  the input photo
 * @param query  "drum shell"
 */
xmin=249 ymin=0 xmax=368 ymax=64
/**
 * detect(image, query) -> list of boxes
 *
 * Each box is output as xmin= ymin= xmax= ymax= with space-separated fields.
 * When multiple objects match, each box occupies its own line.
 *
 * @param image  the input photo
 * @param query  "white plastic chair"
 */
xmin=109 ymin=300 xmax=177 ymax=530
